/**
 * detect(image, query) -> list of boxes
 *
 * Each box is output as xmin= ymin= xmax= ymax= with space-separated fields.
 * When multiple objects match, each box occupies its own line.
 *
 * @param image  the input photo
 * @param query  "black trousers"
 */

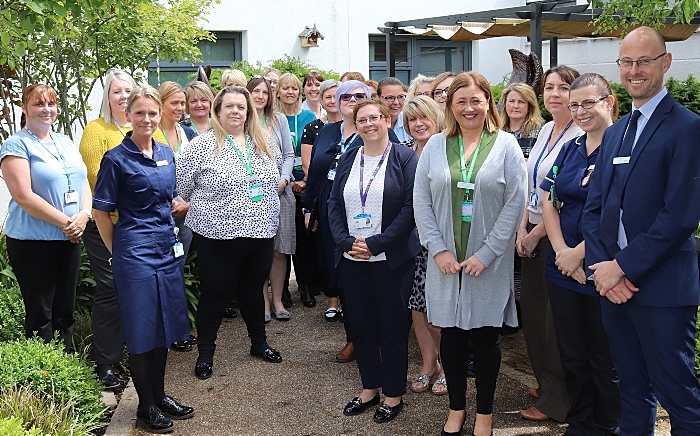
xmin=82 ymin=221 xmax=125 ymax=365
xmin=6 ymin=237 xmax=80 ymax=352
xmin=548 ymin=282 xmax=620 ymax=435
xmin=441 ymin=326 xmax=501 ymax=414
xmin=194 ymin=234 xmax=273 ymax=361
xmin=339 ymin=258 xmax=413 ymax=397
xmin=291 ymin=194 xmax=314 ymax=289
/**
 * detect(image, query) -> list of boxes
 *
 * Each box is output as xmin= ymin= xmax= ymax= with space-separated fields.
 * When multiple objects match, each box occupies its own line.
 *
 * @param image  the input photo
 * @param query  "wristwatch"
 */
xmin=80 ymin=209 xmax=93 ymax=220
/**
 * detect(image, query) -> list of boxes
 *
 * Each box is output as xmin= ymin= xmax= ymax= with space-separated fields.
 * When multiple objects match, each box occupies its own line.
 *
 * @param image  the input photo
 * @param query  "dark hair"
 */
xmin=543 ymin=65 xmax=580 ymax=87
xmin=246 ymin=76 xmax=278 ymax=128
xmin=303 ymin=71 xmax=324 ymax=87
xmin=377 ymin=77 xmax=407 ymax=96
xmin=445 ymin=71 xmax=500 ymax=136
xmin=571 ymin=73 xmax=620 ymax=121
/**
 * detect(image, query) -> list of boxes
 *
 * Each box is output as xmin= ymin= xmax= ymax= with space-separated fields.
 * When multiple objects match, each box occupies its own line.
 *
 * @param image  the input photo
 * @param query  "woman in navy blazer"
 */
xmin=328 ymin=98 xmax=421 ymax=424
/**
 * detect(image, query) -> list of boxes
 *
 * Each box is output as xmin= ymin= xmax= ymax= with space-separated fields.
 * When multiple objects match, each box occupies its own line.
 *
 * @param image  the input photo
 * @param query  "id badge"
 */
xmin=65 ymin=190 xmax=78 ymax=204
xmin=294 ymin=156 xmax=302 ymax=167
xmin=173 ymin=242 xmax=184 ymax=258
xmin=327 ymin=168 xmax=336 ymax=180
xmin=248 ymin=182 xmax=264 ymax=202
xmin=353 ymin=213 xmax=372 ymax=229
xmin=246 ymin=174 xmax=258 ymax=183
xmin=529 ymin=191 xmax=538 ymax=208
xmin=456 ymin=181 xmax=474 ymax=190
xmin=461 ymin=201 xmax=473 ymax=223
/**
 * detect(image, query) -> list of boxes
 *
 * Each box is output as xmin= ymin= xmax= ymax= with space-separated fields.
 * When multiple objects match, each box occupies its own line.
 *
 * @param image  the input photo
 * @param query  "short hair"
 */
xmin=303 ymin=71 xmax=324 ymax=88
xmin=184 ymin=81 xmax=215 ymax=115
xmin=320 ymin=79 xmax=340 ymax=98
xmin=126 ymin=85 xmax=161 ymax=113
xmin=377 ymin=77 xmax=407 ymax=96
xmin=100 ymin=70 xmax=137 ymax=124
xmin=246 ymin=76 xmax=277 ymax=128
xmin=543 ymin=65 xmax=580 ymax=87
xmin=334 ymin=80 xmax=371 ymax=112
xmin=402 ymin=96 xmax=446 ymax=138
xmin=221 ymin=69 xmax=247 ymax=87
xmin=407 ymin=74 xmax=435 ymax=98
xmin=340 ymin=71 xmax=366 ymax=82
xmin=571 ymin=72 xmax=619 ymax=121
xmin=157 ymin=81 xmax=185 ymax=104
xmin=445 ymin=71 xmax=501 ymax=136
xmin=264 ymin=68 xmax=281 ymax=78
xmin=352 ymin=98 xmax=391 ymax=125
xmin=499 ymin=83 xmax=544 ymax=137
xmin=210 ymin=86 xmax=272 ymax=158
xmin=431 ymin=72 xmax=457 ymax=96
xmin=21 ymin=84 xmax=58 ymax=128
xmin=275 ymin=73 xmax=303 ymax=114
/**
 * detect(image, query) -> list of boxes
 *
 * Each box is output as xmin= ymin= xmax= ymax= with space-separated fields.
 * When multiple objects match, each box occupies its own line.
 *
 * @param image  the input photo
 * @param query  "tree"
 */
xmin=589 ymin=0 xmax=700 ymax=33
xmin=0 ymin=0 xmax=217 ymax=141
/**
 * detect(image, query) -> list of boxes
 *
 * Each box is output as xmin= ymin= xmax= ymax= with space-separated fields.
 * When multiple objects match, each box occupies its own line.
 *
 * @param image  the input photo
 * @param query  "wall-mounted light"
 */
xmin=299 ymin=24 xmax=324 ymax=48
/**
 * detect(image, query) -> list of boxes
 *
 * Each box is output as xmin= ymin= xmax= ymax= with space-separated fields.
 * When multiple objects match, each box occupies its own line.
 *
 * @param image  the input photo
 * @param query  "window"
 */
xmin=148 ymin=32 xmax=242 ymax=87
xmin=368 ymin=35 xmax=471 ymax=85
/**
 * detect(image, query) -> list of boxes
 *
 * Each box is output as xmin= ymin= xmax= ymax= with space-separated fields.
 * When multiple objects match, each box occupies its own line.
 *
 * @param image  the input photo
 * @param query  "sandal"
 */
xmin=410 ymin=373 xmax=434 ymax=393
xmin=432 ymin=375 xmax=448 ymax=395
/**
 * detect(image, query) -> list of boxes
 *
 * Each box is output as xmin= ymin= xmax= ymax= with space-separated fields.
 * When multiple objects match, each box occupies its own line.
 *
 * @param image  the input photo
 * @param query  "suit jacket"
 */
xmin=328 ymin=142 xmax=421 ymax=271
xmin=582 ymin=93 xmax=700 ymax=306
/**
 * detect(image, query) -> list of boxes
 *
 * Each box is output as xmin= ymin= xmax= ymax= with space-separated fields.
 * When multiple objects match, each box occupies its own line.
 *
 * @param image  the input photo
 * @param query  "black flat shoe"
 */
xmin=300 ymin=285 xmax=316 ymax=307
xmin=136 ymin=405 xmax=173 ymax=434
xmin=157 ymin=395 xmax=194 ymax=420
xmin=194 ymin=362 xmax=212 ymax=380
xmin=281 ymin=289 xmax=293 ymax=308
xmin=187 ymin=334 xmax=197 ymax=345
xmin=171 ymin=341 xmax=193 ymax=352
xmin=98 ymin=369 xmax=120 ymax=390
xmin=223 ymin=306 xmax=238 ymax=318
xmin=250 ymin=346 xmax=282 ymax=363
xmin=441 ymin=426 xmax=464 ymax=436
xmin=343 ymin=393 xmax=380 ymax=416
xmin=373 ymin=400 xmax=403 ymax=423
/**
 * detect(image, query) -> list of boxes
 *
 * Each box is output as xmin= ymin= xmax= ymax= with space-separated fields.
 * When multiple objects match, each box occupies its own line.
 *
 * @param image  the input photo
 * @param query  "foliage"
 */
xmin=0 ymin=231 xmax=17 ymax=289
xmin=589 ymin=0 xmax=700 ymax=34
xmin=0 ymin=417 xmax=40 ymax=436
xmin=71 ymin=309 xmax=93 ymax=363
xmin=665 ymin=75 xmax=700 ymax=115
xmin=0 ymin=385 xmax=99 ymax=436
xmin=610 ymin=82 xmax=633 ymax=117
xmin=75 ymin=243 xmax=96 ymax=312
xmin=0 ymin=337 xmax=105 ymax=427
xmin=0 ymin=0 xmax=217 ymax=141
xmin=0 ymin=284 xmax=24 ymax=342
xmin=184 ymin=250 xmax=201 ymax=327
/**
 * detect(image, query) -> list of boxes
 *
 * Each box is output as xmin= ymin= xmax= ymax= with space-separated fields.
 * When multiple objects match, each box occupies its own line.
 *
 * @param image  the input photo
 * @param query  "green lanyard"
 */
xmin=291 ymin=114 xmax=298 ymax=150
xmin=190 ymin=121 xmax=209 ymax=136
xmin=161 ymin=123 xmax=181 ymax=153
xmin=458 ymin=130 xmax=485 ymax=200
xmin=226 ymin=135 xmax=254 ymax=176
xmin=262 ymin=116 xmax=267 ymax=129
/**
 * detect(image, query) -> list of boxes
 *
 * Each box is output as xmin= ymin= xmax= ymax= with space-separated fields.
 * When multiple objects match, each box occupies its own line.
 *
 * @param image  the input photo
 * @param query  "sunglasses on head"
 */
xmin=339 ymin=93 xmax=367 ymax=102
xmin=252 ymin=75 xmax=276 ymax=85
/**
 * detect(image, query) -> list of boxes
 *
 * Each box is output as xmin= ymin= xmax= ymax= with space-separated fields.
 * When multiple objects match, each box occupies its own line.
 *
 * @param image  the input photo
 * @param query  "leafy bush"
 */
xmin=0 ymin=284 xmax=24 ymax=342
xmin=0 ymin=386 xmax=99 ymax=436
xmin=0 ymin=232 xmax=17 ymax=290
xmin=184 ymin=250 xmax=201 ymax=327
xmin=0 ymin=338 xmax=105 ymax=427
xmin=74 ymin=244 xmax=96 ymax=312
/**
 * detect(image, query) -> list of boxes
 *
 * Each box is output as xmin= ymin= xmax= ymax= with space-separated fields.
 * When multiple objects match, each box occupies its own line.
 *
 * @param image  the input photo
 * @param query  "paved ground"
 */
xmin=105 ymin=291 xmax=671 ymax=436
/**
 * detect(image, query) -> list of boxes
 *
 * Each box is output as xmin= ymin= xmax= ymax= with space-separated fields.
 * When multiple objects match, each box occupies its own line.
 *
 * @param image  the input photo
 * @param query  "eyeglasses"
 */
xmin=339 ymin=93 xmax=367 ymax=102
xmin=381 ymin=94 xmax=406 ymax=103
xmin=414 ymin=91 xmax=431 ymax=97
xmin=252 ymin=75 xmax=277 ymax=86
xmin=432 ymin=88 xmax=448 ymax=97
xmin=356 ymin=114 xmax=385 ymax=125
xmin=616 ymin=53 xmax=666 ymax=69
xmin=567 ymin=95 xmax=609 ymax=112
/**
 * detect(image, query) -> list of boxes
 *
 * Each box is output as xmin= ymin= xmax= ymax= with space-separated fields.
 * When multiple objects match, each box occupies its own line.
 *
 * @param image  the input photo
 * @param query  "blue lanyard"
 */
xmin=339 ymin=122 xmax=357 ymax=154
xmin=532 ymin=120 xmax=573 ymax=190
xmin=359 ymin=143 xmax=391 ymax=211
xmin=25 ymin=126 xmax=73 ymax=192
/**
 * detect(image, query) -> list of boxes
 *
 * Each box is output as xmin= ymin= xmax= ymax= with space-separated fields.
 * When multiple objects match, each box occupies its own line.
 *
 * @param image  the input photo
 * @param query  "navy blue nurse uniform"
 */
xmin=93 ymin=133 xmax=190 ymax=355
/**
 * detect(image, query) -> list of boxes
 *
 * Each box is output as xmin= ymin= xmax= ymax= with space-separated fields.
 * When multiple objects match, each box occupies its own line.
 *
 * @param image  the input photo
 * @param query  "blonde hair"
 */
xmin=157 ymin=81 xmax=185 ymax=105
xmin=126 ymin=85 xmax=161 ymax=113
xmin=499 ymin=83 xmax=544 ymax=137
xmin=445 ymin=72 xmax=501 ymax=137
xmin=100 ymin=69 xmax=137 ymax=124
xmin=407 ymin=74 xmax=435 ymax=98
xmin=184 ymin=81 xmax=214 ymax=115
xmin=221 ymin=69 xmax=247 ymax=88
xmin=402 ymin=96 xmax=445 ymax=137
xmin=275 ymin=73 xmax=302 ymax=115
xmin=210 ymin=86 xmax=272 ymax=158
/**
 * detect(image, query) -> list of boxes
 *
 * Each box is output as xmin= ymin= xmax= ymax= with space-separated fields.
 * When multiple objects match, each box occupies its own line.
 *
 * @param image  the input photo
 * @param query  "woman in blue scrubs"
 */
xmin=540 ymin=73 xmax=620 ymax=435
xmin=93 ymin=85 xmax=193 ymax=434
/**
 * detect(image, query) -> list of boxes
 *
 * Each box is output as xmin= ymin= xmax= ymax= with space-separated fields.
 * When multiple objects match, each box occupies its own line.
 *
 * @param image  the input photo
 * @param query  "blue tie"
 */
xmin=618 ymin=110 xmax=641 ymax=157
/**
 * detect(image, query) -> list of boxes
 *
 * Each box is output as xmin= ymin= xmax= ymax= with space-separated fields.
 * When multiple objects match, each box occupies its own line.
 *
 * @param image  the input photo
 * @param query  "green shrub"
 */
xmin=0 ymin=284 xmax=24 ymax=342
xmin=0 ymin=386 xmax=99 ymax=436
xmin=0 ymin=233 xmax=18 ymax=290
xmin=0 ymin=338 xmax=105 ymax=427
xmin=184 ymin=250 xmax=201 ymax=327
xmin=74 ymin=243 xmax=96 ymax=312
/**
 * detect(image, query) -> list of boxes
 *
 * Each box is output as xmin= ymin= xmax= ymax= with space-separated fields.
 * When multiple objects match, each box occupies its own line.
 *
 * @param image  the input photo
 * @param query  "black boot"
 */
xmin=282 ymin=287 xmax=293 ymax=308
xmin=300 ymin=285 xmax=316 ymax=308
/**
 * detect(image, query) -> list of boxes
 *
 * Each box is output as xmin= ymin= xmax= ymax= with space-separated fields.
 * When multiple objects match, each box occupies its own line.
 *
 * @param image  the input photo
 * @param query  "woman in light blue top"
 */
xmin=0 ymin=84 xmax=91 ymax=352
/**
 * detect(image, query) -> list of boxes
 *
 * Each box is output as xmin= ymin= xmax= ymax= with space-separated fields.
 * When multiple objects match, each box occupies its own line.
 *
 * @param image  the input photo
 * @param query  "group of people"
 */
xmin=1 ymin=26 xmax=699 ymax=435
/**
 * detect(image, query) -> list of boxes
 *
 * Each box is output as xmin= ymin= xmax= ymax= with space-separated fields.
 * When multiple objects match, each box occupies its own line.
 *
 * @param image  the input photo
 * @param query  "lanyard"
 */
xmin=226 ymin=135 xmax=255 ymax=177
xmin=111 ymin=117 xmax=126 ymax=136
xmin=339 ymin=122 xmax=358 ymax=154
xmin=261 ymin=116 xmax=267 ymax=129
xmin=458 ymin=130 xmax=485 ymax=189
xmin=291 ymin=114 xmax=299 ymax=150
xmin=359 ymin=143 xmax=391 ymax=212
xmin=533 ymin=120 xmax=573 ymax=190
xmin=25 ymin=126 xmax=73 ymax=192
xmin=160 ymin=123 xmax=181 ymax=153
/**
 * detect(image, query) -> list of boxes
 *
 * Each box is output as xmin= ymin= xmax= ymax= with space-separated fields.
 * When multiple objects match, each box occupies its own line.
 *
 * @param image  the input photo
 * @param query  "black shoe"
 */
xmin=343 ymin=393 xmax=380 ymax=416
xmin=466 ymin=361 xmax=476 ymax=378
xmin=250 ymin=346 xmax=282 ymax=363
xmin=157 ymin=395 xmax=194 ymax=420
xmin=188 ymin=334 xmax=197 ymax=345
xmin=373 ymin=400 xmax=403 ymax=423
xmin=194 ymin=361 xmax=212 ymax=380
xmin=171 ymin=340 xmax=193 ymax=352
xmin=223 ymin=306 xmax=238 ymax=318
xmin=136 ymin=405 xmax=173 ymax=434
xmin=281 ymin=288 xmax=293 ymax=308
xmin=300 ymin=285 xmax=316 ymax=308
xmin=99 ymin=369 xmax=120 ymax=390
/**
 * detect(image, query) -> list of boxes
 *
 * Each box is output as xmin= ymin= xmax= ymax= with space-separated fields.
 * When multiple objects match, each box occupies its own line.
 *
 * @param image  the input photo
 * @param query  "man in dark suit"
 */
xmin=582 ymin=26 xmax=700 ymax=434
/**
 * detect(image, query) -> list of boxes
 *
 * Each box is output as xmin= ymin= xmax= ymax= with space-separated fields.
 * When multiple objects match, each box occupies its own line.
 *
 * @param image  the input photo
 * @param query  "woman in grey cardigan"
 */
xmin=414 ymin=72 xmax=527 ymax=436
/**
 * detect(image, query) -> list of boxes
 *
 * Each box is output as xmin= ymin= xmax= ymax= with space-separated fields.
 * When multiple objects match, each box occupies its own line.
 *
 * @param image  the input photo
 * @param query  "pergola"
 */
xmin=380 ymin=0 xmax=700 ymax=77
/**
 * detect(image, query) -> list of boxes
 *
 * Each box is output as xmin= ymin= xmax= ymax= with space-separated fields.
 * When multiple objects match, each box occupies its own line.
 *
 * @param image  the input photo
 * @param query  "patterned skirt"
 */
xmin=408 ymin=247 xmax=428 ymax=312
